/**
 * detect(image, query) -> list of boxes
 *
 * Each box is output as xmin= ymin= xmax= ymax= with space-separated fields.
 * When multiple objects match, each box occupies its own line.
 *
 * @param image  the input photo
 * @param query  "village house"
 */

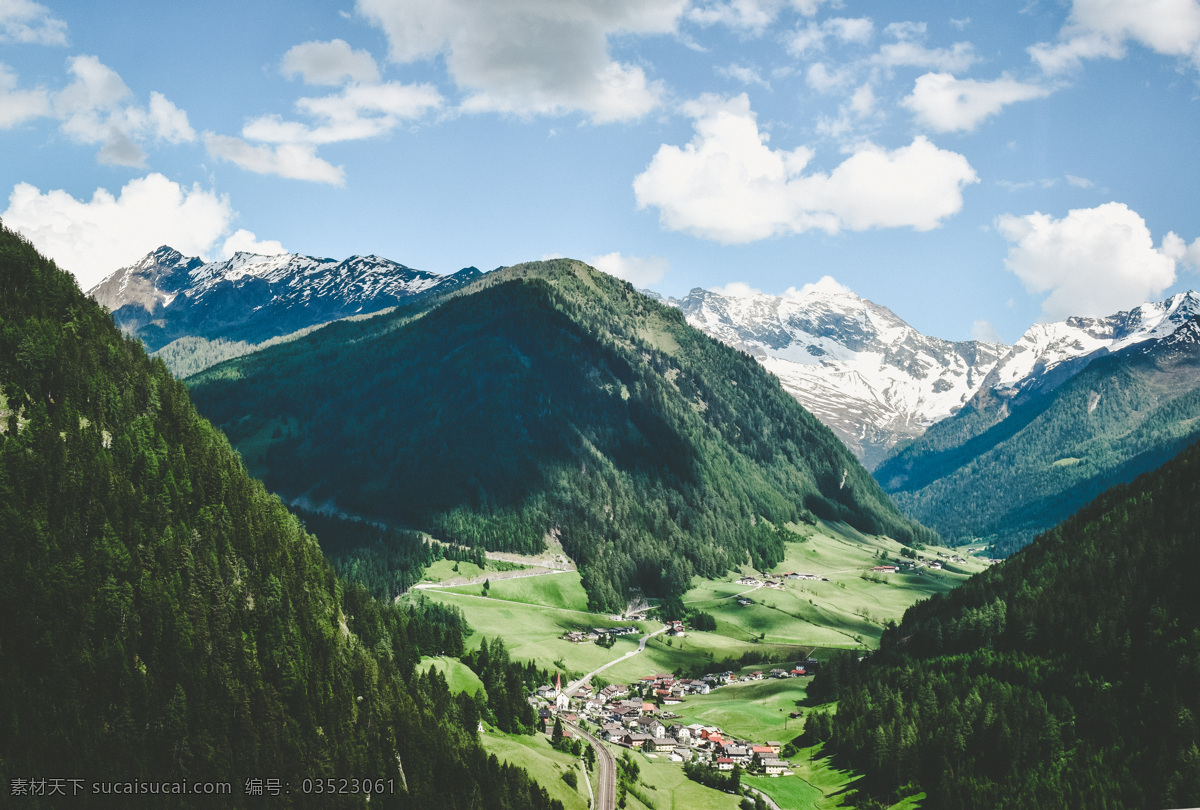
xmin=622 ymin=733 xmax=653 ymax=750
xmin=636 ymin=716 xmax=666 ymax=738
xmin=716 ymin=757 xmax=734 ymax=771
xmin=762 ymin=758 xmax=787 ymax=775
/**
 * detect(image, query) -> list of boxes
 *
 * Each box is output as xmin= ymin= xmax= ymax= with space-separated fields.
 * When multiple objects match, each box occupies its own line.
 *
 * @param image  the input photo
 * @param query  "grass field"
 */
xmin=608 ymin=743 xmax=742 ymax=810
xmin=682 ymin=520 xmax=984 ymax=648
xmin=671 ymin=677 xmax=809 ymax=742
xmin=440 ymin=570 xmax=590 ymax=611
xmin=479 ymin=728 xmax=589 ymax=810
xmin=742 ymin=743 xmax=924 ymax=810
xmin=418 ymin=655 xmax=486 ymax=695
xmin=420 ymin=558 xmax=490 ymax=584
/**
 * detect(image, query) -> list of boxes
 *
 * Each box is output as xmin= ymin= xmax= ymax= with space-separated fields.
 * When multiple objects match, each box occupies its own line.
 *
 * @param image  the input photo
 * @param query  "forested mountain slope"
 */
xmin=0 ymin=225 xmax=559 ymax=809
xmin=808 ymin=432 xmax=1200 ymax=809
xmin=875 ymin=316 xmax=1200 ymax=554
xmin=187 ymin=259 xmax=935 ymax=612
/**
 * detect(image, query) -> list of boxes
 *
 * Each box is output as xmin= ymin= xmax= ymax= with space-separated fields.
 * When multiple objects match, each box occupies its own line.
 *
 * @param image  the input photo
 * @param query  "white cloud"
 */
xmin=632 ymin=94 xmax=978 ymax=244
xmin=689 ymin=0 xmax=783 ymax=31
xmin=281 ymin=39 xmax=381 ymax=86
xmin=902 ymin=72 xmax=1051 ymax=132
xmin=588 ymin=252 xmax=670 ymax=286
xmin=41 ymin=55 xmax=196 ymax=166
xmin=203 ymin=134 xmax=346 ymax=185
xmin=788 ymin=16 xmax=874 ymax=56
xmin=806 ymin=62 xmax=854 ymax=93
xmin=222 ymin=229 xmax=288 ymax=258
xmin=1161 ymin=230 xmax=1200 ymax=271
xmin=2 ymin=174 xmax=234 ymax=288
xmin=0 ymin=63 xmax=49 ymax=127
xmin=1065 ymin=174 xmax=1094 ymax=188
xmin=0 ymin=0 xmax=66 ymax=45
xmin=848 ymin=82 xmax=876 ymax=116
xmin=875 ymin=39 xmax=977 ymax=72
xmin=997 ymin=202 xmax=1184 ymax=319
xmin=717 ymin=63 xmax=770 ymax=88
xmin=873 ymin=21 xmax=976 ymax=72
xmin=356 ymin=0 xmax=683 ymax=122
xmin=148 ymin=91 xmax=195 ymax=143
xmin=709 ymin=281 xmax=764 ymax=298
xmin=1031 ymin=0 xmax=1200 ymax=73
xmin=783 ymin=275 xmax=852 ymax=298
xmin=970 ymin=319 xmax=1003 ymax=343
xmin=208 ymin=33 xmax=440 ymax=182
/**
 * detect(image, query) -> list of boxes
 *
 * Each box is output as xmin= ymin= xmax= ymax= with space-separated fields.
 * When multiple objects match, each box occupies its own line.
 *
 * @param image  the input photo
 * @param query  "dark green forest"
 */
xmin=187 ymin=259 xmax=935 ymax=612
xmin=808 ymin=432 xmax=1200 ymax=808
xmin=0 ymin=224 xmax=561 ymax=809
xmin=875 ymin=326 xmax=1200 ymax=555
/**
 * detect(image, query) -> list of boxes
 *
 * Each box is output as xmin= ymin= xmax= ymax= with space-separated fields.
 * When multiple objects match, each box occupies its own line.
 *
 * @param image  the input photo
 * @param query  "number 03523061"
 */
xmin=301 ymin=778 xmax=395 ymax=795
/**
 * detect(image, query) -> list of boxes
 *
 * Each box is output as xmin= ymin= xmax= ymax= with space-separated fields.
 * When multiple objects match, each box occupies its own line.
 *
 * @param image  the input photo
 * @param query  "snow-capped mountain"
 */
xmin=89 ymin=246 xmax=481 ymax=351
xmin=978 ymin=291 xmax=1200 ymax=405
xmin=667 ymin=278 xmax=1009 ymax=469
xmin=876 ymin=292 xmax=1200 ymax=555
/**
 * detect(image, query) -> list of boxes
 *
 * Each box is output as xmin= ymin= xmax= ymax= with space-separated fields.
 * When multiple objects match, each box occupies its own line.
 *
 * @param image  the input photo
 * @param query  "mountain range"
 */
xmin=90 ymin=247 xmax=1200 ymax=557
xmin=659 ymin=279 xmax=1007 ymax=470
xmin=88 ymin=245 xmax=481 ymax=353
xmin=876 ymin=292 xmax=1200 ymax=553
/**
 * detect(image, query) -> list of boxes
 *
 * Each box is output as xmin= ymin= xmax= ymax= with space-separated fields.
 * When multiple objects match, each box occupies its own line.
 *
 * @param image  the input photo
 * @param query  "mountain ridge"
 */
xmin=653 ymin=279 xmax=1007 ymax=469
xmin=88 ymin=245 xmax=481 ymax=352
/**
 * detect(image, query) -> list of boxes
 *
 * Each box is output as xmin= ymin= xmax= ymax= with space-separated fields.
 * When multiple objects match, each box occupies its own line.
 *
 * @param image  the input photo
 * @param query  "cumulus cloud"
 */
xmin=203 ymin=135 xmax=346 ymax=185
xmin=588 ymin=252 xmax=670 ymax=286
xmin=1031 ymin=0 xmax=1200 ymax=73
xmin=902 ymin=72 xmax=1051 ymax=132
xmin=2 ymin=174 xmax=235 ymax=288
xmin=1161 ymin=230 xmax=1200 ymax=272
xmin=783 ymin=275 xmax=853 ymax=298
xmin=356 ymin=0 xmax=683 ymax=122
xmin=221 ymin=229 xmax=287 ymax=258
xmin=633 ymin=94 xmax=977 ymax=244
xmin=0 ymin=63 xmax=50 ymax=127
xmin=0 ymin=0 xmax=67 ymax=45
xmin=282 ymin=39 xmax=380 ymax=85
xmin=0 ymin=55 xmax=198 ymax=166
xmin=997 ymin=202 xmax=1188 ymax=319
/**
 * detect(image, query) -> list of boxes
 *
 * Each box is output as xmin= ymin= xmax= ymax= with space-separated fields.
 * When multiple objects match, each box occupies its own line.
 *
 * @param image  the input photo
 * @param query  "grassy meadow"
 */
xmin=479 ymin=727 xmax=589 ymax=810
xmin=417 ymin=655 xmax=486 ymax=695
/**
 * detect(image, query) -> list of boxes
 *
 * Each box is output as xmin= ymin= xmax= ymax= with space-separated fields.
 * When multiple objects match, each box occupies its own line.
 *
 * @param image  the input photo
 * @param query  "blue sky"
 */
xmin=2 ymin=0 xmax=1199 ymax=343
